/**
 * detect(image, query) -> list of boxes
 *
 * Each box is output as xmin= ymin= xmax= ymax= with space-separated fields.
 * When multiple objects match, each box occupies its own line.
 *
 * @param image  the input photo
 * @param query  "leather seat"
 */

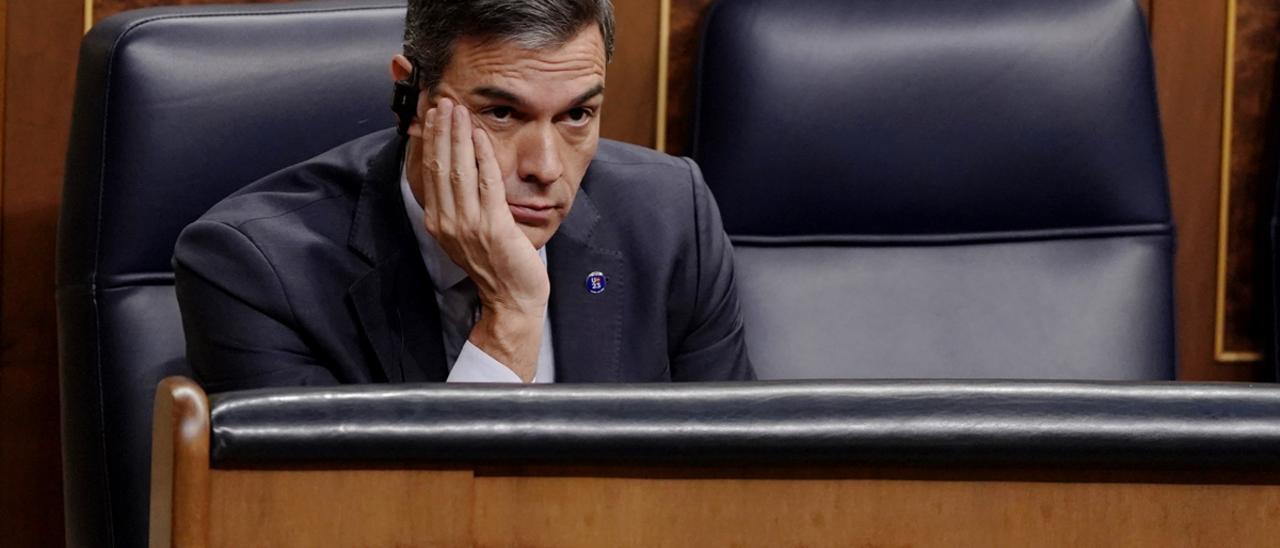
xmin=692 ymin=0 xmax=1174 ymax=380
xmin=57 ymin=2 xmax=407 ymax=545
xmin=206 ymin=379 xmax=1280 ymax=469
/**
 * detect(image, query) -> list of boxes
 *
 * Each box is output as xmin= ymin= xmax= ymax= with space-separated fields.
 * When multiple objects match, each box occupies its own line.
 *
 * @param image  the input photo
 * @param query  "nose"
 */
xmin=516 ymin=122 xmax=563 ymax=186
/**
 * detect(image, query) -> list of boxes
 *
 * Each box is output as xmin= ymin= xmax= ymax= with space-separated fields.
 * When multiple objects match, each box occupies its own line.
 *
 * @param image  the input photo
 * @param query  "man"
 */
xmin=174 ymin=0 xmax=753 ymax=391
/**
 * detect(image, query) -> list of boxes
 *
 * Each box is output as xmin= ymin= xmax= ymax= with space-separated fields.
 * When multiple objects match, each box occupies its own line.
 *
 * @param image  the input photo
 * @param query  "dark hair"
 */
xmin=403 ymin=0 xmax=615 ymax=91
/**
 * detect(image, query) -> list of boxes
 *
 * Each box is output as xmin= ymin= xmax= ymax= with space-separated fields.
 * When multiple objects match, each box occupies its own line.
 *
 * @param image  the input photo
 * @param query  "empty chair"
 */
xmin=692 ymin=0 xmax=1173 ymax=379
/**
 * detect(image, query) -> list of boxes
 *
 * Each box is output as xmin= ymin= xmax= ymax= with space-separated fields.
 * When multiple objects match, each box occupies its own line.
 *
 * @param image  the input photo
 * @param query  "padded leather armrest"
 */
xmin=209 ymin=380 xmax=1280 ymax=468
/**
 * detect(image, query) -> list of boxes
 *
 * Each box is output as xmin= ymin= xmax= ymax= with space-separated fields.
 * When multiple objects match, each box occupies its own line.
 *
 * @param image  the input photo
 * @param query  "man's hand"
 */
xmin=419 ymin=98 xmax=548 ymax=382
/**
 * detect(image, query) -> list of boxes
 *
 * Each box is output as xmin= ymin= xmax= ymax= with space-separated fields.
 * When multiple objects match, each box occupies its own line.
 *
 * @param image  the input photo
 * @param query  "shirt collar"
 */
xmin=399 ymin=164 xmax=546 ymax=292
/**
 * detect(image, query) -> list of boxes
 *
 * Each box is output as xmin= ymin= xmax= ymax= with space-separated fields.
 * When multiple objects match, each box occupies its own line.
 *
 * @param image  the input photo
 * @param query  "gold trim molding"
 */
xmin=84 ymin=0 xmax=93 ymax=33
xmin=654 ymin=0 xmax=671 ymax=151
xmin=1214 ymin=0 xmax=1263 ymax=363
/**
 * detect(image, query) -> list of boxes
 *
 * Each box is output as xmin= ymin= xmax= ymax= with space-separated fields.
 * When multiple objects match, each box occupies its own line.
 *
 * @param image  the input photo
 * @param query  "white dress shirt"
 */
xmin=400 ymin=169 xmax=556 ymax=383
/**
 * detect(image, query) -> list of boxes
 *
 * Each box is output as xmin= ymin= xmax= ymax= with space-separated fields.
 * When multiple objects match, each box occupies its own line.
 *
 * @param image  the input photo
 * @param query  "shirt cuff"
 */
xmin=446 ymin=341 xmax=527 ymax=383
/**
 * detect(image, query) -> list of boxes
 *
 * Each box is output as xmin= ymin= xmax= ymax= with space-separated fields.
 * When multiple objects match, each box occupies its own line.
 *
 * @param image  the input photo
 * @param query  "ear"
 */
xmin=391 ymin=54 xmax=433 ymax=117
xmin=390 ymin=54 xmax=414 ymax=83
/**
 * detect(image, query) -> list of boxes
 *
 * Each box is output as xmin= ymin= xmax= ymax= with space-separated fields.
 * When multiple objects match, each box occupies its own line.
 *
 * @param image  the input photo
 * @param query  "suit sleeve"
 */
xmin=173 ymin=219 xmax=339 ymax=392
xmin=669 ymin=158 xmax=756 ymax=381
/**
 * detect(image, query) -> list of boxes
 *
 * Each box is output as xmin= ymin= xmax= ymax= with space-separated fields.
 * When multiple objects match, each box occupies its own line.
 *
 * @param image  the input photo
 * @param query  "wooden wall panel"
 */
xmin=1151 ymin=1 xmax=1267 ymax=381
xmin=1 ymin=0 xmax=6 ymax=299
xmin=665 ymin=0 xmax=713 ymax=156
xmin=1218 ymin=0 xmax=1280 ymax=365
xmin=0 ymin=0 xmax=6 ymax=536
xmin=93 ymin=0 xmax=281 ymax=22
xmin=601 ymin=0 xmax=660 ymax=147
xmin=209 ymin=469 xmax=475 ymax=547
xmin=0 ymin=3 xmax=83 ymax=547
xmin=474 ymin=474 xmax=1280 ymax=547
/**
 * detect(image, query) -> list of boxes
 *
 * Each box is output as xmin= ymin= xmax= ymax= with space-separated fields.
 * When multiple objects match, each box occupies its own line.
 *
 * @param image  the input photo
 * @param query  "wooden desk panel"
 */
xmin=153 ymin=379 xmax=1280 ymax=548
xmin=188 ymin=467 xmax=1280 ymax=547
xmin=474 ymin=474 xmax=1280 ymax=547
xmin=207 ymin=469 xmax=474 ymax=548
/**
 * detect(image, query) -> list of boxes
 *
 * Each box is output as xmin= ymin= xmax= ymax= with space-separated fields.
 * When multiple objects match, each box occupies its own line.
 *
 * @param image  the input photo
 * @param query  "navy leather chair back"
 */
xmin=57 ymin=2 xmax=406 ymax=545
xmin=693 ymin=0 xmax=1174 ymax=380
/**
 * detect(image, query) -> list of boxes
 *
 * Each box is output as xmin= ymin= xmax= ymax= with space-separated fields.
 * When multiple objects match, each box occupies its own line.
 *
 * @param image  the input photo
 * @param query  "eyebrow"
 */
xmin=569 ymin=84 xmax=606 ymax=106
xmin=470 ymin=83 xmax=605 ymax=109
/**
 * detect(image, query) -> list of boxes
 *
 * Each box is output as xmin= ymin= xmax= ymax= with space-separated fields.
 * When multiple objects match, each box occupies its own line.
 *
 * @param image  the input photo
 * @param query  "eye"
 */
xmin=562 ymin=107 xmax=595 ymax=127
xmin=483 ymin=106 xmax=515 ymax=122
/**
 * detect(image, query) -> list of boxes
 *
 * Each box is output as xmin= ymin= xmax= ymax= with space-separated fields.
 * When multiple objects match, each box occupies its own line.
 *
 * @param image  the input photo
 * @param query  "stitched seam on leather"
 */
xmin=100 ymin=4 xmax=404 ymax=29
xmin=91 ymin=21 xmax=135 ymax=546
xmin=730 ymin=224 xmax=1173 ymax=247
xmin=87 ymin=283 xmax=112 ymax=547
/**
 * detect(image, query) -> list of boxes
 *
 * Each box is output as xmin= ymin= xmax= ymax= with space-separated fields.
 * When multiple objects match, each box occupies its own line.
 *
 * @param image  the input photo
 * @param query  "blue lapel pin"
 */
xmin=585 ymin=271 xmax=607 ymax=294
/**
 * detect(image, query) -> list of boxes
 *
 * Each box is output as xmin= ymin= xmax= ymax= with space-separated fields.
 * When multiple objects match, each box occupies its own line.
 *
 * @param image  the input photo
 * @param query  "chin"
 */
xmin=518 ymin=225 xmax=555 ymax=250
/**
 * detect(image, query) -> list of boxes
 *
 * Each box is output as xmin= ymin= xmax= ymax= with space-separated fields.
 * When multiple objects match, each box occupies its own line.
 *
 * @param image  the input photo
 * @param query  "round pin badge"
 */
xmin=585 ymin=271 xmax=607 ymax=294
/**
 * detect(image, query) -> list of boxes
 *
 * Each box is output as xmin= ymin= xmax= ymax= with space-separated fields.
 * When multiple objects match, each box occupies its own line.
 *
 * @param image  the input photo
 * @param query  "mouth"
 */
xmin=508 ymin=202 xmax=557 ymax=225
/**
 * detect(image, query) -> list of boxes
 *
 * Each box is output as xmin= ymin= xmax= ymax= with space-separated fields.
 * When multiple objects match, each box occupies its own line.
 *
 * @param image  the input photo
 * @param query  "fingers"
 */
xmin=473 ymin=127 xmax=507 ymax=214
xmin=429 ymin=99 xmax=455 ymax=223
xmin=418 ymin=107 xmax=438 ymax=233
xmin=450 ymin=105 xmax=480 ymax=219
xmin=406 ymin=90 xmax=428 ymax=138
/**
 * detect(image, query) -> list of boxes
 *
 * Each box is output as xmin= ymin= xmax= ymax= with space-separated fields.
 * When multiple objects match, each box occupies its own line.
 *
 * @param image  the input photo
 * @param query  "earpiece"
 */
xmin=391 ymin=63 xmax=420 ymax=136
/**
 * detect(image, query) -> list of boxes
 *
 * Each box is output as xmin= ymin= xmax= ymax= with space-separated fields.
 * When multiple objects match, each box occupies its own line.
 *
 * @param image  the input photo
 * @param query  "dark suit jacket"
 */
xmin=174 ymin=128 xmax=754 ymax=391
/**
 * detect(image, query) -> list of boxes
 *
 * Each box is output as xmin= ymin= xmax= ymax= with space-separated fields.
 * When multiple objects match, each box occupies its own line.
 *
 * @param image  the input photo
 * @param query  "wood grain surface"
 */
xmin=1151 ymin=1 xmax=1267 ymax=380
xmin=208 ymin=469 xmax=475 ymax=548
xmin=1222 ymin=0 xmax=1280 ymax=359
xmin=600 ymin=0 xmax=659 ymax=147
xmin=190 ymin=463 xmax=1280 ymax=548
xmin=472 ymin=474 xmax=1280 ymax=547
xmin=663 ymin=0 xmax=713 ymax=156
xmin=0 ymin=2 xmax=82 ymax=547
xmin=149 ymin=378 xmax=211 ymax=548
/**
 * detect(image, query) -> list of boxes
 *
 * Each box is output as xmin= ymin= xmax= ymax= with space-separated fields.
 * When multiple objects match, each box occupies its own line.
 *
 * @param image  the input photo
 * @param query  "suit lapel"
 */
xmin=395 ymin=253 xmax=447 ymax=382
xmin=346 ymin=133 xmax=448 ymax=383
xmin=348 ymin=265 xmax=404 ymax=382
xmin=547 ymin=188 xmax=626 ymax=382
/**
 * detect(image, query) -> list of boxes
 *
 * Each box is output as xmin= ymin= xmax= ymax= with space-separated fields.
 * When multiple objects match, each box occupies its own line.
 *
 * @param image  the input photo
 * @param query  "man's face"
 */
xmin=430 ymin=26 xmax=607 ymax=249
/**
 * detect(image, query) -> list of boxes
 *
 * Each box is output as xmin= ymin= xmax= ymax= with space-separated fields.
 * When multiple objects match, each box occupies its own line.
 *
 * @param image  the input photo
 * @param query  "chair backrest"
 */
xmin=57 ymin=2 xmax=406 ymax=545
xmin=693 ymin=0 xmax=1174 ymax=380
